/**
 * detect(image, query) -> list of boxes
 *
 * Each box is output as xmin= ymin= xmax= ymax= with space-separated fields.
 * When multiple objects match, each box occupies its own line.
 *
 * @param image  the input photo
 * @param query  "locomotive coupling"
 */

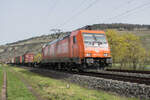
xmin=106 ymin=58 xmax=112 ymax=64
xmin=86 ymin=58 xmax=94 ymax=64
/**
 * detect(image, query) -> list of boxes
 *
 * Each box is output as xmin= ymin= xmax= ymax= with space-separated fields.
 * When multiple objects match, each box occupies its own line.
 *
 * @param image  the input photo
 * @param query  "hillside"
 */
xmin=0 ymin=23 xmax=150 ymax=62
xmin=119 ymin=30 xmax=150 ymax=50
xmin=0 ymin=32 xmax=67 ymax=62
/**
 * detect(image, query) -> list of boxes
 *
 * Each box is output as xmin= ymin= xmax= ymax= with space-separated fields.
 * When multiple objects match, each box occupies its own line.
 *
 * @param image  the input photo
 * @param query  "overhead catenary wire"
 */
xmin=60 ymin=0 xmax=139 ymax=30
xmin=61 ymin=0 xmax=137 ymax=28
xmin=70 ymin=0 xmax=89 ymax=14
xmin=48 ymin=0 xmax=60 ymax=16
xmin=87 ymin=0 xmax=140 ymax=24
xmin=99 ymin=0 xmax=150 ymax=24
xmin=109 ymin=1 xmax=150 ymax=21
xmin=112 ymin=0 xmax=137 ymax=11
xmin=122 ymin=4 xmax=150 ymax=23
xmin=59 ymin=0 xmax=100 ymax=28
xmin=51 ymin=0 xmax=88 ymax=31
xmin=52 ymin=0 xmax=150 ymax=31
xmin=114 ymin=5 xmax=150 ymax=23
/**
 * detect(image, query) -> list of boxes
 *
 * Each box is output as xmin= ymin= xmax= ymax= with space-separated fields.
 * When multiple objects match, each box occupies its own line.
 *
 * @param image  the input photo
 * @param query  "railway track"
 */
xmin=21 ymin=66 xmax=150 ymax=86
xmin=106 ymin=69 xmax=150 ymax=74
xmin=10 ymin=66 xmax=150 ymax=99
xmin=77 ymin=71 xmax=150 ymax=85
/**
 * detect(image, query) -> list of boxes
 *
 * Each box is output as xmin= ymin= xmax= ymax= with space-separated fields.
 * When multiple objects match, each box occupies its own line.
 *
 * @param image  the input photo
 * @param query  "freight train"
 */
xmin=13 ymin=53 xmax=34 ymax=66
xmin=11 ymin=29 xmax=112 ymax=71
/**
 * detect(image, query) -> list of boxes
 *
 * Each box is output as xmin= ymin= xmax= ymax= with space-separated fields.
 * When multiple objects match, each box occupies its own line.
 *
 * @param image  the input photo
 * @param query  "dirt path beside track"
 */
xmin=1 ymin=71 xmax=7 ymax=100
xmin=9 ymin=69 xmax=46 ymax=100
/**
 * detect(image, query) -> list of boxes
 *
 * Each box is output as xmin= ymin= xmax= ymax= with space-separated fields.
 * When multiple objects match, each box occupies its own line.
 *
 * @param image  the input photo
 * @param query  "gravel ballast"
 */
xmin=30 ymin=68 xmax=150 ymax=99
xmin=68 ymin=74 xmax=150 ymax=99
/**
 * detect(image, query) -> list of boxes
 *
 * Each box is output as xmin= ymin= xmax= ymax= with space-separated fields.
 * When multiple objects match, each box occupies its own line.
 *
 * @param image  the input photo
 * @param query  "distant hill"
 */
xmin=0 ymin=32 xmax=68 ymax=62
xmin=81 ymin=23 xmax=150 ymax=31
xmin=0 ymin=23 xmax=150 ymax=62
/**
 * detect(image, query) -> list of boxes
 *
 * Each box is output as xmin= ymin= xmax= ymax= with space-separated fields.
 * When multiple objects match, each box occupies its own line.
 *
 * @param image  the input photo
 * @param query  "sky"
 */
xmin=0 ymin=0 xmax=150 ymax=45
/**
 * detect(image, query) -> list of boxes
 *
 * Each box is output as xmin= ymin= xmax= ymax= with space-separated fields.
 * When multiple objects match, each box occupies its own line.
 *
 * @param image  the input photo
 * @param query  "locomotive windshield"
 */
xmin=83 ymin=33 xmax=107 ymax=47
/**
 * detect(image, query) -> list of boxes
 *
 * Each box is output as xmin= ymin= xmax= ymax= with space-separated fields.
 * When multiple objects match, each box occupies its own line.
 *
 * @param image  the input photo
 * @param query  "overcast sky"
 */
xmin=0 ymin=0 xmax=150 ymax=45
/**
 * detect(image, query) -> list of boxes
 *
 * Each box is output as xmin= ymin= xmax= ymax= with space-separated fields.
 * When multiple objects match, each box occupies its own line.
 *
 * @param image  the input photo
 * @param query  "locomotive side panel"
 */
xmin=69 ymin=30 xmax=85 ymax=64
xmin=43 ymin=46 xmax=49 ymax=59
xmin=42 ymin=36 xmax=71 ymax=63
xmin=77 ymin=31 xmax=84 ymax=59
xmin=70 ymin=31 xmax=78 ymax=58
xmin=56 ymin=37 xmax=70 ymax=58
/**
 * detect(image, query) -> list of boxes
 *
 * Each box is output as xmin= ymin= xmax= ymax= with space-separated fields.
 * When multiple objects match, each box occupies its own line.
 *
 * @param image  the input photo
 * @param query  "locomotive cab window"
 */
xmin=73 ymin=36 xmax=76 ymax=44
xmin=83 ymin=33 xmax=108 ymax=47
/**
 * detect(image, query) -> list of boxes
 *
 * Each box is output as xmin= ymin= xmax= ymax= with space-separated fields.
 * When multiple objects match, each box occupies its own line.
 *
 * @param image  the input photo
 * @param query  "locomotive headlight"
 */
xmin=104 ymin=53 xmax=108 ymax=57
xmin=86 ymin=53 xmax=91 ymax=56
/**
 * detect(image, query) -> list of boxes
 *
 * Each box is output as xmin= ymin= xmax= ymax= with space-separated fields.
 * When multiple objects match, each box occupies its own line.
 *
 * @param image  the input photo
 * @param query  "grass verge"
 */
xmin=9 ymin=66 xmax=138 ymax=100
xmin=5 ymin=66 xmax=36 ymax=100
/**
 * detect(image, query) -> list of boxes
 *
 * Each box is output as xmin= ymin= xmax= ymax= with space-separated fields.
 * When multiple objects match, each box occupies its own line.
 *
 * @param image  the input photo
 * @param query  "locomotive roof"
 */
xmin=43 ymin=30 xmax=105 ymax=47
xmin=79 ymin=30 xmax=105 ymax=33
xmin=47 ymin=33 xmax=70 ymax=46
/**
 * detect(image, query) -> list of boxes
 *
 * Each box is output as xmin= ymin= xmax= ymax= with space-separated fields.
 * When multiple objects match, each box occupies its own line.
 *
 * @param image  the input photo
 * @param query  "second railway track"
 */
xmin=21 ymin=66 xmax=150 ymax=86
xmin=106 ymin=69 xmax=150 ymax=74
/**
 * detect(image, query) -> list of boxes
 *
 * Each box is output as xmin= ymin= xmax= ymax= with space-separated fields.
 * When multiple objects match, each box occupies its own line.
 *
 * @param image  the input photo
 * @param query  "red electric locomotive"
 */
xmin=41 ymin=29 xmax=112 ymax=71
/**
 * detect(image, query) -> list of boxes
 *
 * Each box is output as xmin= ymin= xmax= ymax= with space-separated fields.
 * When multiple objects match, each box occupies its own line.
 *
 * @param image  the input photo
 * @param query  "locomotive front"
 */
xmin=81 ymin=30 xmax=112 ymax=68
